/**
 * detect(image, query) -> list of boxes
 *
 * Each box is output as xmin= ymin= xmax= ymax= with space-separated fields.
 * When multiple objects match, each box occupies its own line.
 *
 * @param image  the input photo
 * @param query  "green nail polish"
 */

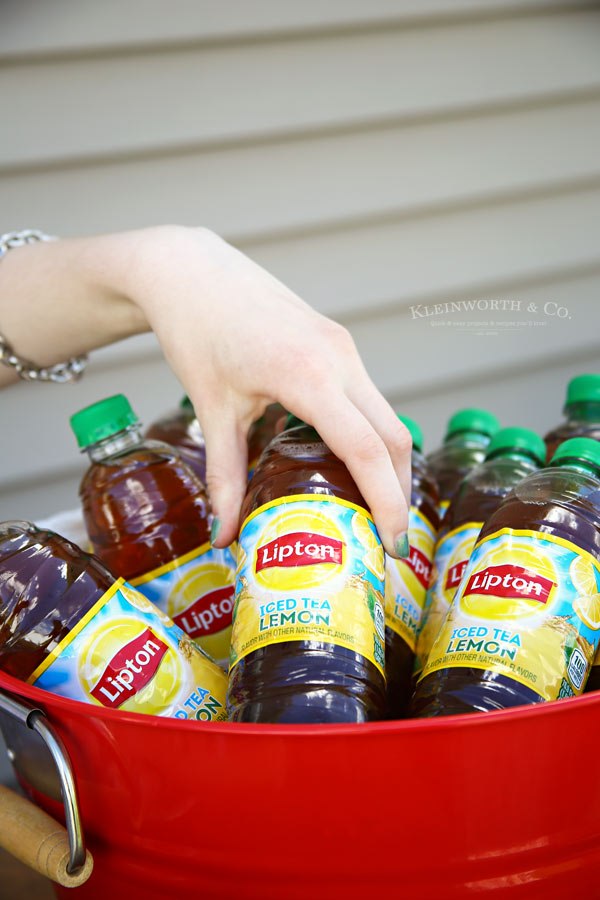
xmin=210 ymin=517 xmax=221 ymax=545
xmin=395 ymin=533 xmax=410 ymax=558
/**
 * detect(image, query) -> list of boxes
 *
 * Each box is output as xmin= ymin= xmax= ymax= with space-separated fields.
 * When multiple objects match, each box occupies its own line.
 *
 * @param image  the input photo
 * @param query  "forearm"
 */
xmin=0 ymin=224 xmax=411 ymax=556
xmin=0 ymin=230 xmax=150 ymax=386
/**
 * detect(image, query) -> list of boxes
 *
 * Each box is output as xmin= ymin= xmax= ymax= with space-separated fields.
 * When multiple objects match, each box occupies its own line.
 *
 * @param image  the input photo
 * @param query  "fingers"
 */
xmin=300 ymin=394 xmax=410 ymax=558
xmin=199 ymin=408 xmax=249 ymax=548
xmin=347 ymin=375 xmax=413 ymax=508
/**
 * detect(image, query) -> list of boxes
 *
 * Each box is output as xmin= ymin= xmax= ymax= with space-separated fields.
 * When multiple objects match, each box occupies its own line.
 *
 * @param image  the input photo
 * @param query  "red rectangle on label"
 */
xmin=256 ymin=532 xmax=343 ymax=572
xmin=405 ymin=545 xmax=432 ymax=589
xmin=445 ymin=559 xmax=468 ymax=592
xmin=465 ymin=564 xmax=554 ymax=604
xmin=173 ymin=585 xmax=234 ymax=638
xmin=90 ymin=627 xmax=168 ymax=709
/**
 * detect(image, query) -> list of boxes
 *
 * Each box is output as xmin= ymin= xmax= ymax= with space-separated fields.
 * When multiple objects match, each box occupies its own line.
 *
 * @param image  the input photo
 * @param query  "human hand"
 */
xmin=0 ymin=225 xmax=411 ymax=555
xmin=126 ymin=226 xmax=411 ymax=555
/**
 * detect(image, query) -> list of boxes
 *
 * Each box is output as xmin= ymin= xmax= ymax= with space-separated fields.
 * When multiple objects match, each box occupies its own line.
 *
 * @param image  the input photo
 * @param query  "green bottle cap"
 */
xmin=397 ymin=414 xmax=423 ymax=453
xmin=284 ymin=413 xmax=308 ymax=430
xmin=180 ymin=395 xmax=193 ymax=409
xmin=445 ymin=408 xmax=500 ymax=440
xmin=550 ymin=437 xmax=600 ymax=469
xmin=485 ymin=427 xmax=546 ymax=465
xmin=565 ymin=374 xmax=600 ymax=407
xmin=70 ymin=394 xmax=139 ymax=448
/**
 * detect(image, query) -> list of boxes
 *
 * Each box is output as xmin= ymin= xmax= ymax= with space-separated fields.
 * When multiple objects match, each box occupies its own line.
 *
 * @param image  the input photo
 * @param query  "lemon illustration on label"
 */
xmin=120 ymin=583 xmax=156 ymax=614
xmin=351 ymin=511 xmax=384 ymax=580
xmin=120 ymin=582 xmax=173 ymax=627
xmin=570 ymin=556 xmax=598 ymax=597
xmin=573 ymin=593 xmax=600 ymax=630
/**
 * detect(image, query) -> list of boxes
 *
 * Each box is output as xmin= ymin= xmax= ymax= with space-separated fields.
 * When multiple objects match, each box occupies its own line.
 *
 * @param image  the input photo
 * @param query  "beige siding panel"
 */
xmin=1 ymin=266 xmax=597 ymax=496
xmin=2 ymin=11 xmax=600 ymax=169
xmin=0 ymin=1 xmax=578 ymax=59
xmin=244 ymin=187 xmax=600 ymax=318
xmin=349 ymin=271 xmax=600 ymax=397
xmin=394 ymin=350 xmax=600 ymax=454
xmin=0 ymin=354 xmax=183 ymax=497
xmin=2 ymin=98 xmax=600 ymax=241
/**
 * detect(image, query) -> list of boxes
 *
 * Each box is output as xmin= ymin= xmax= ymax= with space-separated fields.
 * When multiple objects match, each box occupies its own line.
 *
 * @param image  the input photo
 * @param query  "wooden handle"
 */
xmin=0 ymin=784 xmax=93 ymax=887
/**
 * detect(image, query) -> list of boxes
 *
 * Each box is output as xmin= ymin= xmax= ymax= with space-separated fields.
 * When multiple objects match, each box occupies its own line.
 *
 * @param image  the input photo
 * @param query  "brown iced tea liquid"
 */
xmin=247 ymin=403 xmax=285 ymax=473
xmin=146 ymin=399 xmax=284 ymax=485
xmin=411 ymin=447 xmax=600 ymax=716
xmin=544 ymin=375 xmax=600 ymax=462
xmin=427 ymin=409 xmax=500 ymax=518
xmin=81 ymin=441 xmax=211 ymax=581
xmin=544 ymin=408 xmax=600 ymax=462
xmin=228 ymin=421 xmax=387 ymax=723
xmin=0 ymin=522 xmax=112 ymax=681
xmin=145 ymin=397 xmax=207 ymax=485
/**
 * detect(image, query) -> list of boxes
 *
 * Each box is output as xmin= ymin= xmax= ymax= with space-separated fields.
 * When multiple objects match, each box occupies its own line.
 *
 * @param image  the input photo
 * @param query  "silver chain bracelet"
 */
xmin=0 ymin=229 xmax=88 ymax=383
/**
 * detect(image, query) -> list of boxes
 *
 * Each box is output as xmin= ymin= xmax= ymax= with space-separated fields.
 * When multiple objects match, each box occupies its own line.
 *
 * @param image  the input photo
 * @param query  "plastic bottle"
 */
xmin=585 ymin=649 xmax=600 ymax=692
xmin=384 ymin=415 xmax=439 ymax=718
xmin=544 ymin=374 xmax=600 ymax=462
xmin=0 ymin=522 xmax=227 ymax=720
xmin=145 ymin=396 xmax=207 ymax=484
xmin=415 ymin=427 xmax=547 ymax=673
xmin=247 ymin=403 xmax=286 ymax=476
xmin=411 ymin=437 xmax=600 ymax=717
xmin=227 ymin=416 xmax=387 ymax=723
xmin=145 ymin=397 xmax=284 ymax=484
xmin=71 ymin=394 xmax=236 ymax=667
xmin=427 ymin=408 xmax=500 ymax=519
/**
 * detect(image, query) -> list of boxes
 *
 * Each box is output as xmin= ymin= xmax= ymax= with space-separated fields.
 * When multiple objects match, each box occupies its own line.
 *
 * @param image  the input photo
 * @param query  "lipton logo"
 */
xmin=465 ymin=564 xmax=554 ymax=604
xmin=405 ymin=545 xmax=432 ymax=589
xmin=173 ymin=585 xmax=234 ymax=638
xmin=255 ymin=532 xmax=343 ymax=572
xmin=445 ymin=559 xmax=468 ymax=592
xmin=90 ymin=628 xmax=168 ymax=708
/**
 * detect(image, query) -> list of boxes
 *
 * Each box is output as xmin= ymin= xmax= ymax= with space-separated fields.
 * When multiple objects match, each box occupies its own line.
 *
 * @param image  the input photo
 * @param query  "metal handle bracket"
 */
xmin=0 ymin=688 xmax=87 ymax=874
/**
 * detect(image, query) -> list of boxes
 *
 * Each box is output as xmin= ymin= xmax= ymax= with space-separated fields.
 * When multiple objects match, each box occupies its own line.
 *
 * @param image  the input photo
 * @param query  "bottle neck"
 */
xmin=444 ymin=429 xmax=490 ymax=447
xmin=565 ymin=400 xmax=600 ymax=423
xmin=486 ymin=449 xmax=539 ymax=466
xmin=85 ymin=425 xmax=144 ymax=462
xmin=552 ymin=459 xmax=600 ymax=480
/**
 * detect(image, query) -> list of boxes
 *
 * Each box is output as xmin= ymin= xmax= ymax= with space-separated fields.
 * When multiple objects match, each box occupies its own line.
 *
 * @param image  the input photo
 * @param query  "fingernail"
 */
xmin=394 ymin=533 xmax=410 ymax=559
xmin=210 ymin=516 xmax=221 ymax=546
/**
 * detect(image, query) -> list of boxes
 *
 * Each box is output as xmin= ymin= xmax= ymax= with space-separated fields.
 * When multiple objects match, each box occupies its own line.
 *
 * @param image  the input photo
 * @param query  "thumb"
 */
xmin=201 ymin=411 xmax=249 ymax=548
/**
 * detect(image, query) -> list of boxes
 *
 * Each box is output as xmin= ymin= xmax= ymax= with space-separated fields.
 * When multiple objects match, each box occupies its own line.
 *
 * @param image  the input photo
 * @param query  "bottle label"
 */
xmin=438 ymin=498 xmax=450 ymax=521
xmin=415 ymin=521 xmax=482 ymax=670
xmin=29 ymin=579 xmax=228 ymax=721
xmin=420 ymin=528 xmax=600 ymax=700
xmin=130 ymin=542 xmax=236 ymax=666
xmin=231 ymin=494 xmax=386 ymax=675
xmin=385 ymin=507 xmax=437 ymax=652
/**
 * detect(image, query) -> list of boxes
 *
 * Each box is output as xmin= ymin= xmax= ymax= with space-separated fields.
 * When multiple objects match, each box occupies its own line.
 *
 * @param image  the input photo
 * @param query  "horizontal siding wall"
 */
xmin=1 ymin=1 xmax=600 ymax=521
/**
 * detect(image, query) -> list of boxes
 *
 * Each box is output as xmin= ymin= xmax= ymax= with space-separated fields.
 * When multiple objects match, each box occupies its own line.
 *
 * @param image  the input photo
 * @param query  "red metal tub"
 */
xmin=1 ymin=669 xmax=599 ymax=899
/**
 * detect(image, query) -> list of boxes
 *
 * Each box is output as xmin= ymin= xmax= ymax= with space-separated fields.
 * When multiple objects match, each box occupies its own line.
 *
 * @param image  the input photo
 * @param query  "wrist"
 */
xmin=118 ymin=225 xmax=219 ymax=326
xmin=74 ymin=230 xmax=153 ymax=340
